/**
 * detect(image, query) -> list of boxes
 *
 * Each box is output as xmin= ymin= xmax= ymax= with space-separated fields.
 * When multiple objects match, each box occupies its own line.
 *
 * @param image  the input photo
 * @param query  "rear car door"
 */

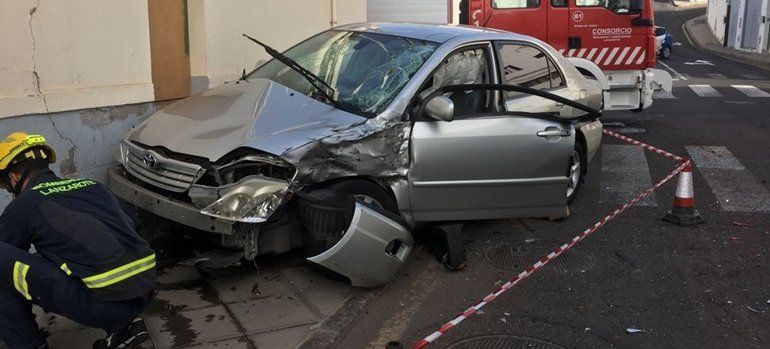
xmin=408 ymin=42 xmax=574 ymax=222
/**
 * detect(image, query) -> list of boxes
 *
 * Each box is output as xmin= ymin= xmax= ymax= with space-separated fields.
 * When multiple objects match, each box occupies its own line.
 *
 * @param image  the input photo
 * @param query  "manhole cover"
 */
xmin=483 ymin=241 xmax=594 ymax=273
xmin=448 ymin=335 xmax=567 ymax=349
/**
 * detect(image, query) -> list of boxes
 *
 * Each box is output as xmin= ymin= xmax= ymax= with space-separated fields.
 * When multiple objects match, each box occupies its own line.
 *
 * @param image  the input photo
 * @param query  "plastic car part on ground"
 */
xmin=303 ymin=197 xmax=414 ymax=288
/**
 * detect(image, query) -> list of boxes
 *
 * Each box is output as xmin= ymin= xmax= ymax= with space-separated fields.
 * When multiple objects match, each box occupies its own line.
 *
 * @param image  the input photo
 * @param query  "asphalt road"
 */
xmin=335 ymin=4 xmax=770 ymax=349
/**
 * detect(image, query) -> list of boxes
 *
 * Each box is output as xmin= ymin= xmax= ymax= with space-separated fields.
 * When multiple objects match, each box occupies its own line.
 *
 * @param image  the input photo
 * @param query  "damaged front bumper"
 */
xmin=307 ymin=202 xmax=414 ymax=288
xmin=108 ymin=166 xmax=237 ymax=234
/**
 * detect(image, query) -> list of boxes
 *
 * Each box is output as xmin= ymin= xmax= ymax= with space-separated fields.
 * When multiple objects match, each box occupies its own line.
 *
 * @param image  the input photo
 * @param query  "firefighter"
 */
xmin=0 ymin=132 xmax=156 ymax=349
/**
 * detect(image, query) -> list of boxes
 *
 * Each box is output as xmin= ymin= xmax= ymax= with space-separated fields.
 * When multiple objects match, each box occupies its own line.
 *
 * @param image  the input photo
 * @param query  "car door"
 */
xmin=408 ymin=42 xmax=575 ymax=222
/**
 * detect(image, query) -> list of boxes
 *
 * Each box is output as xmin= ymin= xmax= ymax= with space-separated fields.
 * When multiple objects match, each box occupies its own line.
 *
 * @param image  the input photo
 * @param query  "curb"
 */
xmin=683 ymin=15 xmax=770 ymax=71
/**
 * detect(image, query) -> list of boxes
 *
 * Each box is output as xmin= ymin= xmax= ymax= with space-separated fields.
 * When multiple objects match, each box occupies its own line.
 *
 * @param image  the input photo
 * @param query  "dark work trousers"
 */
xmin=0 ymin=242 xmax=146 ymax=349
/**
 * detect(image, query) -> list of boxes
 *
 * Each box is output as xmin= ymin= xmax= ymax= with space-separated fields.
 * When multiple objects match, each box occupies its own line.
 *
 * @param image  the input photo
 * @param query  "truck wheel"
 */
xmin=567 ymin=141 xmax=586 ymax=203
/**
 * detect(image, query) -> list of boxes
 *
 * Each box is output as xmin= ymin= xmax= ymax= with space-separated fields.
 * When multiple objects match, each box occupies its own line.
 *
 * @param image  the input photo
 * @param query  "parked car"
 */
xmin=108 ymin=23 xmax=603 ymax=287
xmin=655 ymin=26 xmax=673 ymax=59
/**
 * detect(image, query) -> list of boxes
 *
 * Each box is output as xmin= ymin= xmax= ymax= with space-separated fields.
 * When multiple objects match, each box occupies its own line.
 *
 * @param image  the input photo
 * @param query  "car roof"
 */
xmin=334 ymin=22 xmax=529 ymax=44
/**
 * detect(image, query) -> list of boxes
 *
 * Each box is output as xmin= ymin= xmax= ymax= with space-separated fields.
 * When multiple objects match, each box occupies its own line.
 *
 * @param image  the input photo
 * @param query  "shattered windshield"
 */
xmin=247 ymin=30 xmax=439 ymax=117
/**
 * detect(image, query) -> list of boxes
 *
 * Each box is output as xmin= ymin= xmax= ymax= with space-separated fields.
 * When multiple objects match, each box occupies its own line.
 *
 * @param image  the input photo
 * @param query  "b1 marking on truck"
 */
xmin=572 ymin=11 xmax=584 ymax=23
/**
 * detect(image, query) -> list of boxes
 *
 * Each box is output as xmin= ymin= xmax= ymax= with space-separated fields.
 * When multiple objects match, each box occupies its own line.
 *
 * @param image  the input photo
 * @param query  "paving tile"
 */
xmin=180 ymin=337 xmax=250 ymax=349
xmin=48 ymin=327 xmax=103 ymax=349
xmin=302 ymin=287 xmax=354 ymax=317
xmin=249 ymin=324 xmax=312 ymax=349
xmin=209 ymin=269 xmax=290 ymax=303
xmin=229 ymin=296 xmax=319 ymax=334
xmin=158 ymin=265 xmax=203 ymax=285
xmin=146 ymin=305 xmax=241 ymax=349
xmin=147 ymin=287 xmax=219 ymax=315
xmin=281 ymin=267 xmax=350 ymax=292
xmin=34 ymin=306 xmax=89 ymax=334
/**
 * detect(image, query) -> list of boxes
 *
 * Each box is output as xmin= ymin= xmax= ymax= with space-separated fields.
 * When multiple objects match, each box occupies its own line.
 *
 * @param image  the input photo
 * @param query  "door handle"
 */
xmin=537 ymin=129 xmax=571 ymax=137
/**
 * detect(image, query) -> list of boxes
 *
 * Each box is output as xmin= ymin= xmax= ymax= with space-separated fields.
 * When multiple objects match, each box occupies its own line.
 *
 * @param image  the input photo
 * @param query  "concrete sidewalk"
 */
xmin=7 ymin=253 xmax=366 ymax=349
xmin=683 ymin=15 xmax=770 ymax=71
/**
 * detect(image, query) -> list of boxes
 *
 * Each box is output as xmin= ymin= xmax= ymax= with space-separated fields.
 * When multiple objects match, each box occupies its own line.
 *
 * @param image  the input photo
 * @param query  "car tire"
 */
xmin=567 ymin=140 xmax=586 ymax=204
xmin=660 ymin=46 xmax=671 ymax=59
xmin=302 ymin=179 xmax=399 ymax=258
xmin=328 ymin=179 xmax=399 ymax=214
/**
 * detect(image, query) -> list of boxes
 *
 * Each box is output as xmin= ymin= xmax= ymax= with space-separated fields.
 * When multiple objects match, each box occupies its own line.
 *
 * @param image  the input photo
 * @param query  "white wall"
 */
xmin=707 ymin=0 xmax=729 ymax=43
xmin=190 ymin=0 xmax=367 ymax=89
xmin=0 ymin=0 xmax=154 ymax=119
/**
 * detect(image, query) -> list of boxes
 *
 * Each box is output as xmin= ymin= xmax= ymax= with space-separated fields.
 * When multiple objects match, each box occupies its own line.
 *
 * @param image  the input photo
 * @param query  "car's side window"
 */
xmin=417 ymin=46 xmax=494 ymax=119
xmin=496 ymin=43 xmax=564 ymax=99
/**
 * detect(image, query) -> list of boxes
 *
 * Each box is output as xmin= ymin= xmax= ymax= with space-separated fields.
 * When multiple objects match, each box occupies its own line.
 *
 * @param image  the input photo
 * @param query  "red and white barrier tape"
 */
xmin=412 ymin=131 xmax=689 ymax=349
xmin=602 ymin=129 xmax=685 ymax=162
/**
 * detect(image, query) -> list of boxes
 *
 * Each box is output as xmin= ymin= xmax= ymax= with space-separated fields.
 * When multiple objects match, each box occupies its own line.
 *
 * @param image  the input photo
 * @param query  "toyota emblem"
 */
xmin=143 ymin=152 xmax=158 ymax=169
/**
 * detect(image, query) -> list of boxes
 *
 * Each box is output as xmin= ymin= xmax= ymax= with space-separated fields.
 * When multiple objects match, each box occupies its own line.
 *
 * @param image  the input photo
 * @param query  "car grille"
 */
xmin=122 ymin=141 xmax=203 ymax=193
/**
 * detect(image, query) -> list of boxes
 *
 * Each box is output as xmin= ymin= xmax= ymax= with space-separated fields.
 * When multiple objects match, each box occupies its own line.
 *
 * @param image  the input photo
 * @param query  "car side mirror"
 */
xmin=425 ymin=96 xmax=454 ymax=122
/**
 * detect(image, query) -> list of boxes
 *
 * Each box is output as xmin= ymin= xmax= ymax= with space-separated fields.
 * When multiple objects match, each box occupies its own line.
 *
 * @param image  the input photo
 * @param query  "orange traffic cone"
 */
xmin=663 ymin=162 xmax=705 ymax=226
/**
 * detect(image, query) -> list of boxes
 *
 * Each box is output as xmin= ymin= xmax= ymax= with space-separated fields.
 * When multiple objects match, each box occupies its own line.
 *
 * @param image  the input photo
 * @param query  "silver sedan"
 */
xmin=109 ymin=23 xmax=603 ymax=286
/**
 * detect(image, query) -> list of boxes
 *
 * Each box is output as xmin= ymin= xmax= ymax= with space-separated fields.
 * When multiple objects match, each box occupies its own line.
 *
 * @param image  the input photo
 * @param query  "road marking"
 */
xmin=687 ymin=146 xmax=770 ymax=213
xmin=731 ymin=85 xmax=770 ymax=97
xmin=600 ymin=145 xmax=657 ymax=207
xmin=653 ymin=90 xmax=677 ymax=99
xmin=739 ymin=73 xmax=763 ymax=80
xmin=684 ymin=60 xmax=714 ymax=66
xmin=689 ymin=84 xmax=722 ymax=97
xmin=657 ymin=60 xmax=688 ymax=81
xmin=706 ymin=73 xmax=726 ymax=80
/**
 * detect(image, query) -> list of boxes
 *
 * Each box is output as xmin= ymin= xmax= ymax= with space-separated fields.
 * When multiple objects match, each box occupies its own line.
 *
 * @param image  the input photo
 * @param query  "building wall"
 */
xmin=0 ymin=102 xmax=162 ymax=209
xmin=190 ymin=0 xmax=367 ymax=92
xmin=708 ymin=0 xmax=729 ymax=44
xmin=0 ymin=0 xmax=154 ymax=119
xmin=1 ymin=0 xmax=367 ymax=116
xmin=0 ymin=0 xmax=367 ymax=211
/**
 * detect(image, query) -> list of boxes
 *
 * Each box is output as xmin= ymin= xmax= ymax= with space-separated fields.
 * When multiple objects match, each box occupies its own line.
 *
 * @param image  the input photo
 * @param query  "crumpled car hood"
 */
xmin=128 ymin=78 xmax=366 ymax=161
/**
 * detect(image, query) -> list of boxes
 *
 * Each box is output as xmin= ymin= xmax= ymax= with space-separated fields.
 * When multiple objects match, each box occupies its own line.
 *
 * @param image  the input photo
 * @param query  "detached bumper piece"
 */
xmin=300 ymin=191 xmax=413 ymax=288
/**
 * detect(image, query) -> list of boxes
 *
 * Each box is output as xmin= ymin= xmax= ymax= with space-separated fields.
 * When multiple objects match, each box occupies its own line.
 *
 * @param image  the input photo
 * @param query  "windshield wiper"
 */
xmin=242 ymin=34 xmax=344 ymax=109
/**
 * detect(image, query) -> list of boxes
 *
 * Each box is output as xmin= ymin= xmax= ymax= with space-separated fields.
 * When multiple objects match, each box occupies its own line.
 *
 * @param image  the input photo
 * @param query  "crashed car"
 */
xmin=108 ymin=23 xmax=603 ymax=287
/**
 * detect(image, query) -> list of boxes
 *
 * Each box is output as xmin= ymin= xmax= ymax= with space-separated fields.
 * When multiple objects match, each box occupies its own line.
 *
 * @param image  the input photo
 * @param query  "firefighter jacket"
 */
xmin=0 ymin=170 xmax=156 ymax=302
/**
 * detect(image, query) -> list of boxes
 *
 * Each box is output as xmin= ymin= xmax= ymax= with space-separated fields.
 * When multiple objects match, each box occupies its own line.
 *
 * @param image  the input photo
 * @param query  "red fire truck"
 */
xmin=367 ymin=0 xmax=672 ymax=111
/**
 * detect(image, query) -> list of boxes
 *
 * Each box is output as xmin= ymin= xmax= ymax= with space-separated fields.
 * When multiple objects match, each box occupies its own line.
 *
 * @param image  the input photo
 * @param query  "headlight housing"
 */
xmin=201 ymin=176 xmax=290 ymax=223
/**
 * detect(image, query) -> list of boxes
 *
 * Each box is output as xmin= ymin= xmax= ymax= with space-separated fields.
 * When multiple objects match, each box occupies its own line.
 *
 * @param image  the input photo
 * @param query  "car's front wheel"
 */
xmin=660 ymin=46 xmax=672 ymax=59
xmin=567 ymin=141 xmax=586 ymax=203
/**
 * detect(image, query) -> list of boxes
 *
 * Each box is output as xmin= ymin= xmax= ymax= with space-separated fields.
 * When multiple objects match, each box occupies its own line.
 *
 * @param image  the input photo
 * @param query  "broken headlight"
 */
xmin=200 ymin=176 xmax=290 ymax=223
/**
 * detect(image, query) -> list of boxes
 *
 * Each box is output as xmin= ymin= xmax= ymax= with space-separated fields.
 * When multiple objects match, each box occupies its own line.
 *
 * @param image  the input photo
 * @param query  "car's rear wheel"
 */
xmin=661 ymin=46 xmax=672 ymax=59
xmin=567 ymin=141 xmax=586 ymax=203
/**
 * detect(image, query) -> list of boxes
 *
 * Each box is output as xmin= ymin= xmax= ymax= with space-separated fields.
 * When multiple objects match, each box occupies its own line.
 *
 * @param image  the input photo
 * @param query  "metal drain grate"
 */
xmin=448 ymin=334 xmax=567 ymax=349
xmin=484 ymin=241 xmax=594 ymax=273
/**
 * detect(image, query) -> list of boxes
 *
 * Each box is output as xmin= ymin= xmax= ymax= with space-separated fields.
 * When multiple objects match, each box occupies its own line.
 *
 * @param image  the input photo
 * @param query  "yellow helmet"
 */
xmin=0 ymin=132 xmax=56 ymax=171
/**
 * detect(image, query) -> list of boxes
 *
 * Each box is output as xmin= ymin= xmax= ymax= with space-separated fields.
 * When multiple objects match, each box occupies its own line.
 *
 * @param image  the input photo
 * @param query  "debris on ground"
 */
xmin=746 ymin=306 xmax=763 ymax=314
xmin=732 ymin=221 xmax=756 ymax=228
xmin=584 ymin=327 xmax=591 ymax=332
xmin=626 ymin=328 xmax=645 ymax=334
xmin=501 ymin=318 xmax=507 ymax=324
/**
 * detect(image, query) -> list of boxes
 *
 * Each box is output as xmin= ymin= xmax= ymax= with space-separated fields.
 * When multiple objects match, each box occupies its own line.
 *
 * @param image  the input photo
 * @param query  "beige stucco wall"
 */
xmin=189 ymin=0 xmax=367 ymax=89
xmin=0 ymin=0 xmax=154 ymax=119
xmin=0 ymin=0 xmax=366 ymax=118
